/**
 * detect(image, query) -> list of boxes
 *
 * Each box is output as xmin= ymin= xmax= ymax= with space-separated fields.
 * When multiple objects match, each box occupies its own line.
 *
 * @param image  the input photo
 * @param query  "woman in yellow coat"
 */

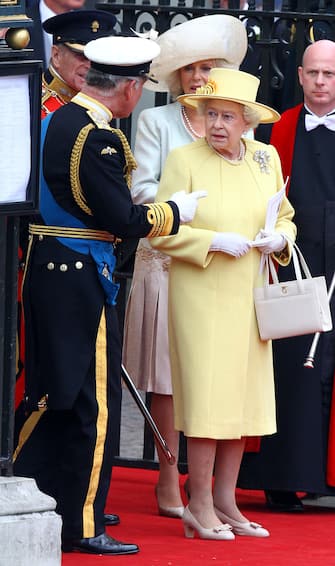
xmin=151 ymin=68 xmax=296 ymax=541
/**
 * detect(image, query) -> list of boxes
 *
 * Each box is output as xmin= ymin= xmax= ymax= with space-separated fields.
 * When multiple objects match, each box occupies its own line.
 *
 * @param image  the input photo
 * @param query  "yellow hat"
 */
xmin=178 ymin=68 xmax=280 ymax=124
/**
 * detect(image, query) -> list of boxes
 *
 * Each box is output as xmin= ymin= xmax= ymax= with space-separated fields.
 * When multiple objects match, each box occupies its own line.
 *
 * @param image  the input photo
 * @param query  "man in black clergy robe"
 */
xmin=238 ymin=39 xmax=335 ymax=511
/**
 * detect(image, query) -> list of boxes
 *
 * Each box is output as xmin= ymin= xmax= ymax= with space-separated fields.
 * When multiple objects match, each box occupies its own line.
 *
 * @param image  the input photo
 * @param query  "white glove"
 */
xmin=209 ymin=232 xmax=251 ymax=258
xmin=170 ymin=190 xmax=207 ymax=223
xmin=253 ymin=229 xmax=286 ymax=254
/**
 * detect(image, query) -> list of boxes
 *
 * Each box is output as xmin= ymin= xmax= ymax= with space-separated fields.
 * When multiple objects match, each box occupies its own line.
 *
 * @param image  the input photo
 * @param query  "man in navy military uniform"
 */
xmin=14 ymin=34 xmax=205 ymax=556
xmin=16 ymin=9 xmax=121 ymax=530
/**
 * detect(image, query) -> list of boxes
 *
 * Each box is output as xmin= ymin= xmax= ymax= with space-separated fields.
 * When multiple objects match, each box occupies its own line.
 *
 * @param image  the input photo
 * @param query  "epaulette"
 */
xmin=87 ymin=109 xmax=113 ymax=131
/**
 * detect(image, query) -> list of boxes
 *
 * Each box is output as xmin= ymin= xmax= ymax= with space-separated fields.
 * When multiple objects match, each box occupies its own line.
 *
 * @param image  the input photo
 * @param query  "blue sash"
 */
xmin=39 ymin=114 xmax=119 ymax=305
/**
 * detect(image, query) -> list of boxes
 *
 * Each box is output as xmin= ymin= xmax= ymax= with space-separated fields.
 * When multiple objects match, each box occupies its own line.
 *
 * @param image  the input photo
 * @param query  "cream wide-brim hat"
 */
xmin=145 ymin=14 xmax=248 ymax=93
xmin=178 ymin=68 xmax=280 ymax=124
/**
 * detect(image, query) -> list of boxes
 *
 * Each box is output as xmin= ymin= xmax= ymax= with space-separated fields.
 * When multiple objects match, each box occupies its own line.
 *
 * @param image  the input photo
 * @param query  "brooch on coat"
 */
xmin=253 ymin=149 xmax=270 ymax=174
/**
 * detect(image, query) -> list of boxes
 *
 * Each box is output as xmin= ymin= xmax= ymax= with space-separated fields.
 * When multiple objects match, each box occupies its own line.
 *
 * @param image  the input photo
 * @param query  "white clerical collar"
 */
xmin=304 ymin=104 xmax=335 ymax=131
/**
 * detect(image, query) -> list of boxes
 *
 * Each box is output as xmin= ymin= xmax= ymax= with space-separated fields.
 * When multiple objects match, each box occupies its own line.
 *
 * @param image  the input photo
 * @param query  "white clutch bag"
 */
xmin=253 ymin=243 xmax=332 ymax=341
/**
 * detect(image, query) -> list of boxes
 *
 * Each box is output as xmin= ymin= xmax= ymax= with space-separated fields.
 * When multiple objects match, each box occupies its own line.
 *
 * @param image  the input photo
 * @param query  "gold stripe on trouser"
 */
xmin=13 ymin=405 xmax=47 ymax=462
xmin=83 ymin=307 xmax=108 ymax=538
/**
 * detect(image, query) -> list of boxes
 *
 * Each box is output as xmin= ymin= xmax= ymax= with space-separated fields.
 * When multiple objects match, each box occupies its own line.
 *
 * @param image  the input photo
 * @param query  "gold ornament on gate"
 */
xmin=5 ymin=28 xmax=30 ymax=49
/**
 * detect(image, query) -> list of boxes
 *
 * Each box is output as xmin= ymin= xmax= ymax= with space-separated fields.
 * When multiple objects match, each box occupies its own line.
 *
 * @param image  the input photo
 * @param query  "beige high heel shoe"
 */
xmin=182 ymin=506 xmax=235 ymax=540
xmin=155 ymin=486 xmax=184 ymax=518
xmin=158 ymin=504 xmax=184 ymax=518
xmin=214 ymin=507 xmax=269 ymax=537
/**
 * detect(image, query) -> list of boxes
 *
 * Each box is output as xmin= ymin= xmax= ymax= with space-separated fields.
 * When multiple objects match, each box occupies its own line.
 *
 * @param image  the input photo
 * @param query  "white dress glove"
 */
xmin=209 ymin=232 xmax=251 ymax=258
xmin=253 ymin=229 xmax=286 ymax=254
xmin=170 ymin=190 xmax=207 ymax=223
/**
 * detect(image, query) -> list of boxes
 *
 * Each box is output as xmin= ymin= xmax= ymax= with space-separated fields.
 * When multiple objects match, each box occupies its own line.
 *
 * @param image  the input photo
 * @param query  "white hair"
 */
xmin=86 ymin=67 xmax=144 ymax=93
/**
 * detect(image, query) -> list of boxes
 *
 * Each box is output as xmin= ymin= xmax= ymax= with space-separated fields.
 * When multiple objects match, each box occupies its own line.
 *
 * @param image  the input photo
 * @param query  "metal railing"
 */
xmin=0 ymin=217 xmax=19 ymax=476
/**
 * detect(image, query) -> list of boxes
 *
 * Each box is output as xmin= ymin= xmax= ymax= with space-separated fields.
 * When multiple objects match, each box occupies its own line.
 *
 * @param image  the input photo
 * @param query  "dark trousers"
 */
xmin=14 ymin=307 xmax=122 ymax=540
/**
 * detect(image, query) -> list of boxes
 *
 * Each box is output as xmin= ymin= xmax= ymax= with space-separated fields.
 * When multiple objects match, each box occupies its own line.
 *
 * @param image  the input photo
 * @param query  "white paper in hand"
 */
xmin=264 ymin=176 xmax=289 ymax=232
xmin=250 ymin=176 xmax=289 ymax=273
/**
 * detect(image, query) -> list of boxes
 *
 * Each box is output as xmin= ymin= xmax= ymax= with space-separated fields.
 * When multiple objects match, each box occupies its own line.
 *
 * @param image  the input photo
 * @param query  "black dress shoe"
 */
xmin=104 ymin=513 xmax=120 ymax=526
xmin=265 ymin=490 xmax=304 ymax=512
xmin=62 ymin=532 xmax=139 ymax=555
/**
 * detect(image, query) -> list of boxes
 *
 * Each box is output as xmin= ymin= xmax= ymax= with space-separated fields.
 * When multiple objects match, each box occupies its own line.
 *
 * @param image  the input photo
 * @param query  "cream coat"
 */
xmin=151 ymin=137 xmax=296 ymax=439
xmin=123 ymin=102 xmax=195 ymax=393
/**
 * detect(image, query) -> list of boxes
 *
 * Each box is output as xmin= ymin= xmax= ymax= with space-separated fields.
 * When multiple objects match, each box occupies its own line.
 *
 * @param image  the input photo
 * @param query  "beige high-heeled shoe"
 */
xmin=214 ymin=507 xmax=269 ymax=537
xmin=182 ymin=506 xmax=235 ymax=540
xmin=155 ymin=486 xmax=184 ymax=518
xmin=158 ymin=504 xmax=185 ymax=518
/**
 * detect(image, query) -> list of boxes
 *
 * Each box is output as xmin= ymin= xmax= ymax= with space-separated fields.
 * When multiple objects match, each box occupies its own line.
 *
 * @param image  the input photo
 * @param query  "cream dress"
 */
xmin=122 ymin=102 xmax=195 ymax=394
xmin=151 ymin=137 xmax=296 ymax=439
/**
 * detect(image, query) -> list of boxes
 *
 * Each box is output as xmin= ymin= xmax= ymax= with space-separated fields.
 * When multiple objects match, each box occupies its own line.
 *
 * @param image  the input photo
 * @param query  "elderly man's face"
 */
xmin=51 ymin=44 xmax=90 ymax=92
xmin=205 ymin=99 xmax=248 ymax=159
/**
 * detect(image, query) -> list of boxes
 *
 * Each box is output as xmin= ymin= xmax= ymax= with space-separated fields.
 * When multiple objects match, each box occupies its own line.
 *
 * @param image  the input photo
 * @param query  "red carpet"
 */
xmin=62 ymin=466 xmax=335 ymax=566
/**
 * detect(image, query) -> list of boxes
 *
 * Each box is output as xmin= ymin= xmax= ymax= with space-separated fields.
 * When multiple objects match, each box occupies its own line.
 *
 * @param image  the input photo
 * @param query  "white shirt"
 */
xmin=39 ymin=0 xmax=56 ymax=65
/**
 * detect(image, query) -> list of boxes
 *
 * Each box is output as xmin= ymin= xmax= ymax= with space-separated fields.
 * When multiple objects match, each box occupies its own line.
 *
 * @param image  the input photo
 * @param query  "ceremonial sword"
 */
xmin=121 ymin=364 xmax=176 ymax=465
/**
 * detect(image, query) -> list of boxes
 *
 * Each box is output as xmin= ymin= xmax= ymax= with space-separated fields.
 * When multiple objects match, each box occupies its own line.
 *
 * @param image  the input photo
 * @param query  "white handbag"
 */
xmin=253 ymin=243 xmax=332 ymax=341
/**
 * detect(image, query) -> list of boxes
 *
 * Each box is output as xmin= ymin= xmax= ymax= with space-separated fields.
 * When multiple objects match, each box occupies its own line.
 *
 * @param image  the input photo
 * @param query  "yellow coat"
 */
xmin=151 ymin=138 xmax=296 ymax=439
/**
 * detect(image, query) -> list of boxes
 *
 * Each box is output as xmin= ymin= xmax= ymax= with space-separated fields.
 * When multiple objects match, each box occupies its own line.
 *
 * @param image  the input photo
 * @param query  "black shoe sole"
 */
xmin=62 ymin=545 xmax=139 ymax=555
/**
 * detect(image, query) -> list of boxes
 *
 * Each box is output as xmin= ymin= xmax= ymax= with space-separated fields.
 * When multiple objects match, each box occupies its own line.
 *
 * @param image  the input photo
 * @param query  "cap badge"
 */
xmin=101 ymin=146 xmax=117 ymax=155
xmin=91 ymin=20 xmax=100 ymax=33
xmin=196 ymin=79 xmax=216 ymax=96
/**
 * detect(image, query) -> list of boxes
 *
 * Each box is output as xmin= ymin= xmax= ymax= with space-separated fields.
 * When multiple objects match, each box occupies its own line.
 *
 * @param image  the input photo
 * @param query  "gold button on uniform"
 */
xmin=75 ymin=261 xmax=83 ymax=270
xmin=60 ymin=264 xmax=68 ymax=272
xmin=47 ymin=262 xmax=55 ymax=270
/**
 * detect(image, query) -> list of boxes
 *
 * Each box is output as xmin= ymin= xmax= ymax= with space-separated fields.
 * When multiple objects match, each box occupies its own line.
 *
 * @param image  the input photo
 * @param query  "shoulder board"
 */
xmin=87 ymin=109 xmax=113 ymax=131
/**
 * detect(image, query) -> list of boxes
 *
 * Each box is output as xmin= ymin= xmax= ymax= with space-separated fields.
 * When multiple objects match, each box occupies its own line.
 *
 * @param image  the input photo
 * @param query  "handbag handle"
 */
xmin=264 ymin=240 xmax=312 ymax=295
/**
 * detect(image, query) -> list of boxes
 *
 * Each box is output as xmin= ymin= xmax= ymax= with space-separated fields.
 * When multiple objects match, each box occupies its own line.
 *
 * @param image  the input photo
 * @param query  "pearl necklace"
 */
xmin=181 ymin=106 xmax=203 ymax=139
xmin=212 ymin=140 xmax=246 ymax=163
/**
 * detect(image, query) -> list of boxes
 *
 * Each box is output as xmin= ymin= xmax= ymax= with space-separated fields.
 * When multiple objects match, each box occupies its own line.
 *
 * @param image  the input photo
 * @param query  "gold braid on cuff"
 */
xmin=145 ymin=202 xmax=174 ymax=237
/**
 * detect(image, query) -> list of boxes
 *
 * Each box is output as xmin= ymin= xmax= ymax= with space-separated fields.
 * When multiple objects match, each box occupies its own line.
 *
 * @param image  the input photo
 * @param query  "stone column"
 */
xmin=0 ymin=476 xmax=62 ymax=566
